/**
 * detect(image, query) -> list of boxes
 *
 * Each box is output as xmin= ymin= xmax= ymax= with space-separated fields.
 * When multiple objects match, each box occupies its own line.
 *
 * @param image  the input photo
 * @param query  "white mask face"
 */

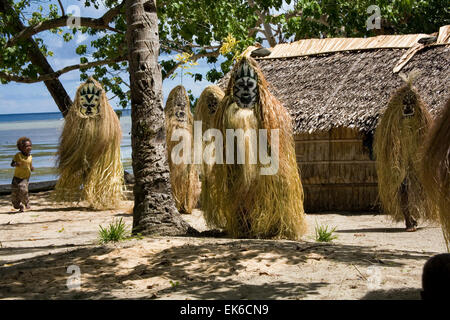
xmin=170 ymin=88 xmax=189 ymax=124
xmin=79 ymin=80 xmax=101 ymax=116
xmin=233 ymin=61 xmax=258 ymax=109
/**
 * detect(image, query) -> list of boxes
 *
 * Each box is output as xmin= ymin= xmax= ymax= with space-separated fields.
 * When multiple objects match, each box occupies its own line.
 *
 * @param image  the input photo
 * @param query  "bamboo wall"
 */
xmin=295 ymin=127 xmax=379 ymax=212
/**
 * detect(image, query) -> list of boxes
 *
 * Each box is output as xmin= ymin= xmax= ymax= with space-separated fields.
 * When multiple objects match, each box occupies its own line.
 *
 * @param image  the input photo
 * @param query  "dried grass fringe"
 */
xmin=165 ymin=85 xmax=200 ymax=214
xmin=194 ymin=85 xmax=225 ymax=222
xmin=421 ymin=98 xmax=450 ymax=250
xmin=374 ymin=74 xmax=437 ymax=223
xmin=54 ymin=77 xmax=124 ymax=209
xmin=205 ymin=57 xmax=307 ymax=240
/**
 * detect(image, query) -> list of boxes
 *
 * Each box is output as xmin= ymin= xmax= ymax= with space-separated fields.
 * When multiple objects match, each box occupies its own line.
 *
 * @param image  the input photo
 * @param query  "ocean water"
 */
xmin=0 ymin=110 xmax=132 ymax=185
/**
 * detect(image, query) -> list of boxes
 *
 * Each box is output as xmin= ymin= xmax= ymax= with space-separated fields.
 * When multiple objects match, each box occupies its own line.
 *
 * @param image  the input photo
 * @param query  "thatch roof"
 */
xmin=260 ymin=34 xmax=429 ymax=59
xmin=219 ymin=27 xmax=449 ymax=134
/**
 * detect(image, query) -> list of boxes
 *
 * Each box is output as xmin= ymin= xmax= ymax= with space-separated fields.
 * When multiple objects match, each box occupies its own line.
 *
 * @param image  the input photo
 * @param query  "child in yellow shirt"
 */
xmin=10 ymin=137 xmax=34 ymax=212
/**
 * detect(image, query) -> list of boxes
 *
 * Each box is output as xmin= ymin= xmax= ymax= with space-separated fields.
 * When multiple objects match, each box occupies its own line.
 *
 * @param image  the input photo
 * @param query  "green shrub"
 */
xmin=315 ymin=224 xmax=338 ymax=242
xmin=98 ymin=218 xmax=129 ymax=243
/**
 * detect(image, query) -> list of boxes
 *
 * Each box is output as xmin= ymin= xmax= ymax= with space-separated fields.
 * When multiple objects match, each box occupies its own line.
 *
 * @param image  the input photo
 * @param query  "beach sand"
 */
xmin=0 ymin=191 xmax=447 ymax=300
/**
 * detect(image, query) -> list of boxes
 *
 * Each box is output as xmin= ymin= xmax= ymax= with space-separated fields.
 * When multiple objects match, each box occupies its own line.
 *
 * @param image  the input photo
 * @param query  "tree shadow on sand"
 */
xmin=0 ymin=246 xmax=117 ymax=299
xmin=361 ymin=288 xmax=421 ymax=300
xmin=0 ymin=236 xmax=437 ymax=300
xmin=336 ymin=227 xmax=422 ymax=234
xmin=1 ymin=219 xmax=68 ymax=228
xmin=29 ymin=206 xmax=94 ymax=212
xmin=0 ymin=198 xmax=12 ymax=207
xmin=0 ymin=243 xmax=95 ymax=265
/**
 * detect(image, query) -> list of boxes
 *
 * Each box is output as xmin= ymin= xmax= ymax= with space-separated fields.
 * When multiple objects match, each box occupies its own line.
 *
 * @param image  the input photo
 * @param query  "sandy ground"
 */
xmin=0 ymin=191 xmax=447 ymax=300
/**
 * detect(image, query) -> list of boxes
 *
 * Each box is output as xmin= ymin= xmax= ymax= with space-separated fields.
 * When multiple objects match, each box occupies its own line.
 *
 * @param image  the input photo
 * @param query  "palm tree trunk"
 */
xmin=125 ymin=0 xmax=195 ymax=236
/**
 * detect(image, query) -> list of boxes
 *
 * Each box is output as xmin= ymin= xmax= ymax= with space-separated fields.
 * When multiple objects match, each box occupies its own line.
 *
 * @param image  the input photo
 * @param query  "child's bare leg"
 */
xmin=18 ymin=178 xmax=30 ymax=210
xmin=11 ymin=177 xmax=22 ymax=211
xmin=12 ymin=197 xmax=24 ymax=212
xmin=12 ymin=201 xmax=22 ymax=210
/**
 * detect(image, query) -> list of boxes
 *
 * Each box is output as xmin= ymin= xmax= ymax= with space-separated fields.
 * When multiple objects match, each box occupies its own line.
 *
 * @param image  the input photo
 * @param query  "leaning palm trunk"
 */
xmin=207 ymin=56 xmax=307 ymax=239
xmin=165 ymin=85 xmax=200 ymax=214
xmin=422 ymin=98 xmax=450 ymax=250
xmin=125 ymin=0 xmax=192 ymax=236
xmin=54 ymin=77 xmax=124 ymax=209
xmin=374 ymin=72 xmax=437 ymax=224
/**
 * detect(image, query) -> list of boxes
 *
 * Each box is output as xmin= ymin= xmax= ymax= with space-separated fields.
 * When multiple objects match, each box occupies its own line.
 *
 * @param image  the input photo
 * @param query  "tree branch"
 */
xmin=160 ymin=40 xmax=221 ymax=54
xmin=272 ymin=10 xmax=330 ymax=28
xmin=57 ymin=0 xmax=65 ymax=16
xmin=6 ymin=1 xmax=125 ymax=47
xmin=0 ymin=0 xmax=73 ymax=115
xmin=163 ymin=49 xmax=221 ymax=80
xmin=247 ymin=0 xmax=276 ymax=47
xmin=101 ymin=1 xmax=125 ymax=25
xmin=0 ymin=56 xmax=126 ymax=83
xmin=248 ymin=27 xmax=265 ymax=38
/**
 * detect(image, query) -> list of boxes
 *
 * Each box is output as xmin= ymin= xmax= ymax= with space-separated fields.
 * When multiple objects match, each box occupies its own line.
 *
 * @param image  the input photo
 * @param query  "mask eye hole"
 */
xmin=176 ymin=110 xmax=185 ymax=119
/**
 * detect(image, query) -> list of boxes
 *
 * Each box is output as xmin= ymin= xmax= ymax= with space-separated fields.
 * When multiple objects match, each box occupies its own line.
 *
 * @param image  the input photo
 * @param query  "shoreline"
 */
xmin=0 ymin=180 xmax=57 ymax=196
xmin=0 ymin=171 xmax=135 ymax=196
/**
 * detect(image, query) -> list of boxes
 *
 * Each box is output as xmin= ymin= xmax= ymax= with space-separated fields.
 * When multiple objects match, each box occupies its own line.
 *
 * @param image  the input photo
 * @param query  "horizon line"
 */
xmin=0 ymin=108 xmax=132 ymax=116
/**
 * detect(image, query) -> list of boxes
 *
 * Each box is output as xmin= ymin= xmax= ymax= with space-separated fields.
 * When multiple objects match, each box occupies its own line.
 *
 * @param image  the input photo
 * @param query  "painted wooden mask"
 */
xmin=233 ymin=60 xmax=259 ymax=109
xmin=207 ymin=94 xmax=220 ymax=114
xmin=169 ymin=86 xmax=189 ymax=124
xmin=402 ymin=91 xmax=416 ymax=117
xmin=78 ymin=79 xmax=102 ymax=117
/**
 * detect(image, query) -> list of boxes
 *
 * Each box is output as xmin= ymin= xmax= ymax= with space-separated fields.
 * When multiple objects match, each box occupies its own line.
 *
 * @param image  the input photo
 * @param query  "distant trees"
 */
xmin=1 ymin=1 xmax=448 ymax=112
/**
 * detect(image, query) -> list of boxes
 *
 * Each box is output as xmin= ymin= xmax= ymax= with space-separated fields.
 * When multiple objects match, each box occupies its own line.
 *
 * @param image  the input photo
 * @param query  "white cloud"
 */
xmin=52 ymin=57 xmax=80 ymax=70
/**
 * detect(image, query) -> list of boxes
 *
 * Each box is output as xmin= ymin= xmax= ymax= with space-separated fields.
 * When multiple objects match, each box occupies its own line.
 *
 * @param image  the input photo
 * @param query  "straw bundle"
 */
xmin=374 ymin=73 xmax=436 ymax=224
xmin=422 ymin=98 xmax=450 ymax=250
xmin=54 ymin=77 xmax=124 ymax=209
xmin=165 ymin=85 xmax=200 ymax=214
xmin=194 ymin=85 xmax=225 ymax=129
xmin=193 ymin=85 xmax=225 ymax=222
xmin=207 ymin=56 xmax=307 ymax=239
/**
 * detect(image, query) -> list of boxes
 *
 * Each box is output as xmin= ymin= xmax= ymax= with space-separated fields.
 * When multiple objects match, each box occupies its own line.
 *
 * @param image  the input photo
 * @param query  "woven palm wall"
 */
xmin=295 ymin=127 xmax=379 ymax=212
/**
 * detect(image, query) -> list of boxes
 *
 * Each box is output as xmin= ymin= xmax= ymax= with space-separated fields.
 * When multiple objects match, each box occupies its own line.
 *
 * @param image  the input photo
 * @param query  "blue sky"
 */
xmin=0 ymin=0 xmax=217 ymax=114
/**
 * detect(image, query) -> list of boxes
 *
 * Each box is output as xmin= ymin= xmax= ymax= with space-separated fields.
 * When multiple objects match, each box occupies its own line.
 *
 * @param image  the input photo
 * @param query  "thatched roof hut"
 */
xmin=219 ymin=26 xmax=449 ymax=213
